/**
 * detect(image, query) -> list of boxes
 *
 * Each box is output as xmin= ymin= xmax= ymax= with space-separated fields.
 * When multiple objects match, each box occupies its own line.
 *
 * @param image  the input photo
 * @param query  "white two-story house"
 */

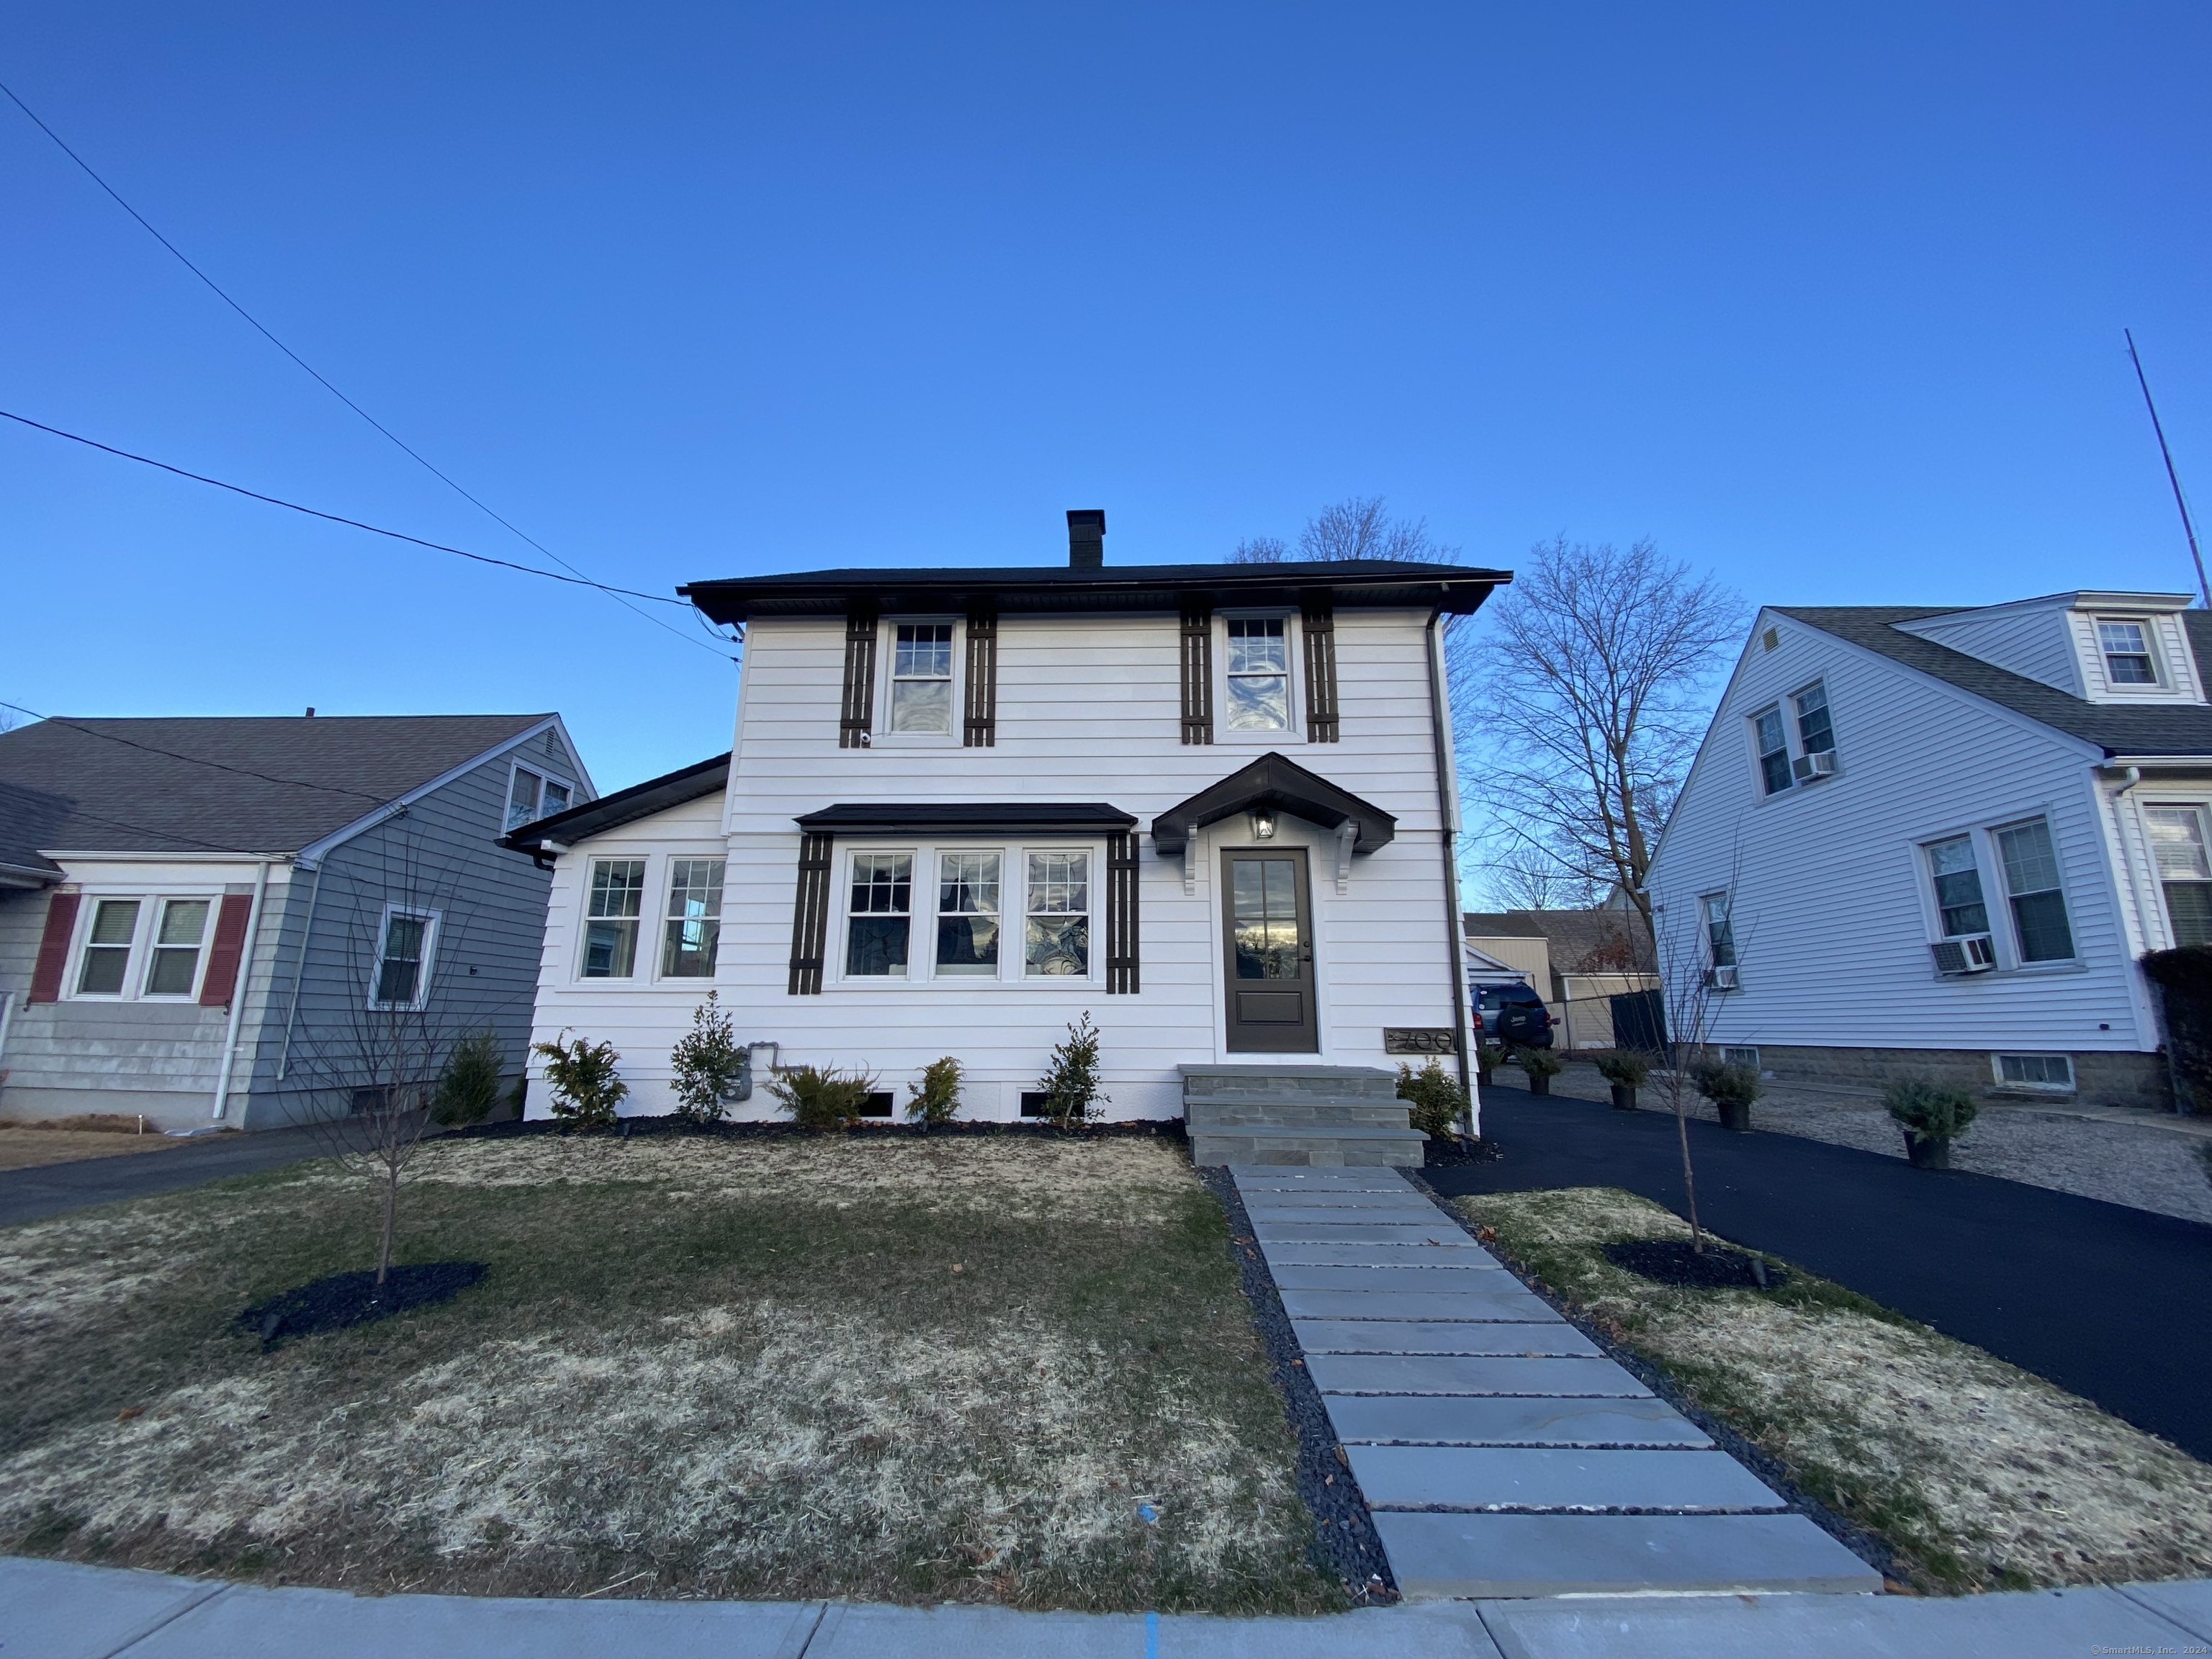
xmin=506 ymin=513 xmax=1499 ymax=1135
xmin=1648 ymin=591 xmax=2212 ymax=1109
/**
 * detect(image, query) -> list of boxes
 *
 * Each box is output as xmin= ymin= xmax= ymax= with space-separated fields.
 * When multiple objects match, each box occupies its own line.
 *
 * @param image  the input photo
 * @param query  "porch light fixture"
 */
xmin=1249 ymin=808 xmax=1277 ymax=840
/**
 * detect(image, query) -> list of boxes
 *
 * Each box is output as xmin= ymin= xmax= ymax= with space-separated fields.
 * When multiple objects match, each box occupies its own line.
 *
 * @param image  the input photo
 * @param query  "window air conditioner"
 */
xmin=1930 ymin=935 xmax=1998 ymax=976
xmin=1791 ymin=750 xmax=1838 ymax=782
xmin=1706 ymin=964 xmax=1740 ymax=991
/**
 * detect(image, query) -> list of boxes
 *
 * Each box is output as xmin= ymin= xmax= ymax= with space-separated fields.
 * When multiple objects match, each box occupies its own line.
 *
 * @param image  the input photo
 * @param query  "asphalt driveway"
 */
xmin=1431 ymin=1082 xmax=2212 ymax=1462
xmin=0 ymin=1124 xmax=333 ymax=1228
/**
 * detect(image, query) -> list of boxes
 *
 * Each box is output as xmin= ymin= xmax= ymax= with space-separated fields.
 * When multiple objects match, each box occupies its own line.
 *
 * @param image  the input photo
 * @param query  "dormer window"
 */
xmin=2097 ymin=620 xmax=2158 ymax=685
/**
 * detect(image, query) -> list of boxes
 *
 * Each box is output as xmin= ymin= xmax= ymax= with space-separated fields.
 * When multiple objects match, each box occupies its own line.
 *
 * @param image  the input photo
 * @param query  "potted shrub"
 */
xmin=1884 ymin=1079 xmax=1979 ymax=1169
xmin=1476 ymin=1041 xmax=1506 ymax=1089
xmin=1593 ymin=1049 xmax=1650 ymax=1111
xmin=1514 ymin=1046 xmax=1563 ymax=1097
xmin=1689 ymin=1057 xmax=1761 ymax=1132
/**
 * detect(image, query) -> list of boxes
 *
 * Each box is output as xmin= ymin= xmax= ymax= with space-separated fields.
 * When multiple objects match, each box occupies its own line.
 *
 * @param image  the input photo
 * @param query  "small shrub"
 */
xmin=1688 ymin=1058 xmax=1762 ymax=1108
xmin=431 ymin=1030 xmax=505 ymax=1126
xmin=1884 ymin=1079 xmax=1980 ymax=1142
xmin=1592 ymin=1049 xmax=1651 ymax=1088
xmin=907 ymin=1056 xmax=963 ymax=1126
xmin=1037 ymin=1012 xmax=1109 ymax=1128
xmin=1397 ymin=1060 xmax=1468 ymax=1139
xmin=669 ymin=991 xmax=748 ymax=1125
xmin=533 ymin=1035 xmax=627 ymax=1130
xmin=768 ymin=1064 xmax=878 ymax=1132
xmin=1514 ymin=1047 xmax=1564 ymax=1079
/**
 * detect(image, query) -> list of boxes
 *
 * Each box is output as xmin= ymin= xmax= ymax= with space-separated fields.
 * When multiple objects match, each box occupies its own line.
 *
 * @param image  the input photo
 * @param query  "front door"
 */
xmin=1222 ymin=848 xmax=1318 ymax=1053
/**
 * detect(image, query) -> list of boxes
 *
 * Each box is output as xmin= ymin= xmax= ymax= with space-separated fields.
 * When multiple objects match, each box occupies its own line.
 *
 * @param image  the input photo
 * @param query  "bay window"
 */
xmin=846 ymin=853 xmax=913 ymax=976
xmin=935 ymin=853 xmax=1001 ymax=974
xmin=662 ymin=858 xmax=725 ymax=978
xmin=583 ymin=858 xmax=646 ymax=978
xmin=1025 ymin=852 xmax=1090 ymax=976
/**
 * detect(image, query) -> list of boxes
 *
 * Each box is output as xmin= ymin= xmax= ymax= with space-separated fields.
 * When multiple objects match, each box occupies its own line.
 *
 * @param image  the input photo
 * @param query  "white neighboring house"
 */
xmin=1647 ymin=591 xmax=2212 ymax=1109
xmin=505 ymin=514 xmax=1501 ymax=1134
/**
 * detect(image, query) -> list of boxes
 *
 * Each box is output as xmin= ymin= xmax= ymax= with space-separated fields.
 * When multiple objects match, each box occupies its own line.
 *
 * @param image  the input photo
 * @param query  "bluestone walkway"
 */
xmin=1228 ymin=1164 xmax=1878 ymax=1599
xmin=1434 ymin=1083 xmax=2212 ymax=1459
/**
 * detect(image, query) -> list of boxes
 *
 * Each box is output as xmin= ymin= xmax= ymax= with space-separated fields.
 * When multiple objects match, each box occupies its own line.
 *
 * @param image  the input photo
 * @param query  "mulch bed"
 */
xmin=1197 ymin=1166 xmax=1397 ymax=1607
xmin=238 ymin=1263 xmax=488 ymax=1351
xmin=447 ymin=1117 xmax=1187 ymax=1144
xmin=1424 ymin=1135 xmax=1503 ymax=1167
xmin=1600 ymin=1238 xmax=1790 ymax=1290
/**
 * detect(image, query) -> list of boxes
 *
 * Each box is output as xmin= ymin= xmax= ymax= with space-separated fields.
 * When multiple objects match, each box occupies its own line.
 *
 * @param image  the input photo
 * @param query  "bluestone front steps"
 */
xmin=1184 ymin=1064 xmax=1427 ymax=1167
xmin=1231 ymin=1163 xmax=1881 ymax=1599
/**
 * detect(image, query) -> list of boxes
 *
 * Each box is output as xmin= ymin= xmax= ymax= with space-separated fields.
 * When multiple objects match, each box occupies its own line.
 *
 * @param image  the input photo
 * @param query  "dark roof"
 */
xmin=0 ymin=715 xmax=553 ymax=879
xmin=1776 ymin=607 xmax=2212 ymax=758
xmin=503 ymin=754 xmax=730 ymax=854
xmin=1465 ymin=909 xmax=1657 ymax=974
xmin=683 ymin=559 xmax=1504 ymax=624
xmin=1151 ymin=752 xmax=1396 ymax=855
xmin=795 ymin=802 xmax=1136 ymax=835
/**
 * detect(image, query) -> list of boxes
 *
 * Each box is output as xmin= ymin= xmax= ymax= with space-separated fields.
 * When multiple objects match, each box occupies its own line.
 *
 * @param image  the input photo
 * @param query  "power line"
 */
xmin=2125 ymin=329 xmax=2209 ymax=611
xmin=0 ymin=408 xmax=700 ymax=608
xmin=0 ymin=76 xmax=737 ymax=660
xmin=0 ymin=699 xmax=390 ymax=803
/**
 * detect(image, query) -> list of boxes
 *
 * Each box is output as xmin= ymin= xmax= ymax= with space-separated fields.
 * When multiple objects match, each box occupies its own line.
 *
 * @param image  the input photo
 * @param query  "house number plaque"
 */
xmin=1384 ymin=1028 xmax=1458 ymax=1056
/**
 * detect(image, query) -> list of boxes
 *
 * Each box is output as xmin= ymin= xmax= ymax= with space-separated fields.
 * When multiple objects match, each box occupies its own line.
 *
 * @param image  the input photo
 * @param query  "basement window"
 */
xmin=1995 ymin=1053 xmax=2073 ymax=1092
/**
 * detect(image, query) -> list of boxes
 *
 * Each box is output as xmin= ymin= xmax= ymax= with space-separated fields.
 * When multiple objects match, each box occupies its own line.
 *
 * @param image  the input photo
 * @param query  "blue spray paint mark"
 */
xmin=1146 ymin=1608 xmax=1159 ymax=1659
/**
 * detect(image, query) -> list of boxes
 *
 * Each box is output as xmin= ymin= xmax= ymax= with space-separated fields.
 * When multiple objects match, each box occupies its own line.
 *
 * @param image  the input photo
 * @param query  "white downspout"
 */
xmin=0 ymin=987 xmax=15 ymax=1075
xmin=211 ymin=860 xmax=274 ymax=1121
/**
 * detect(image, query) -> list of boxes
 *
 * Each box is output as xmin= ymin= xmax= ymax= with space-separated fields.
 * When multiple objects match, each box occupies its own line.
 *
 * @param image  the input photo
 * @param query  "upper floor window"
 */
xmin=1701 ymin=891 xmax=1736 ymax=968
xmin=508 ymin=765 xmax=573 ymax=832
xmin=1225 ymin=619 xmax=1291 ymax=732
xmin=1923 ymin=836 xmax=1990 ymax=938
xmin=1794 ymin=683 xmax=1835 ymax=757
xmin=2146 ymin=804 xmax=2212 ymax=948
xmin=583 ymin=858 xmax=645 ymax=978
xmin=372 ymin=907 xmax=438 ymax=1010
xmin=1995 ymin=818 xmax=2074 ymax=962
xmin=889 ymin=624 xmax=955 ymax=734
xmin=1753 ymin=706 xmax=1791 ymax=795
xmin=2097 ymin=620 xmax=2158 ymax=685
xmin=661 ymin=858 xmax=725 ymax=978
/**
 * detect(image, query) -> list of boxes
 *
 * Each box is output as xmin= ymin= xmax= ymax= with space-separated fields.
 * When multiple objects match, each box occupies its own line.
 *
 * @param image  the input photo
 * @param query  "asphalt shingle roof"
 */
xmin=1463 ymin=909 xmax=1657 ymax=974
xmin=0 ymin=714 xmax=551 ymax=877
xmin=1776 ymin=607 xmax=2212 ymax=757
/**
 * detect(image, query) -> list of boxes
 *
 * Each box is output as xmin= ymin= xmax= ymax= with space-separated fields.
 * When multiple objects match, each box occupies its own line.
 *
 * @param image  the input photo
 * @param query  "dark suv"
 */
xmin=1474 ymin=981 xmax=1554 ymax=1048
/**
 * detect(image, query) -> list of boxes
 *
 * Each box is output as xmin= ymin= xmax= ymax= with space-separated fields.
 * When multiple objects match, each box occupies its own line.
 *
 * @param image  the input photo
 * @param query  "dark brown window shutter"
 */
xmin=839 ymin=607 xmax=878 ymax=749
xmin=1179 ymin=606 xmax=1214 ymax=745
xmin=28 ymin=891 xmax=80 ymax=1002
xmin=198 ymin=893 xmax=256 ymax=1007
xmin=1301 ymin=598 xmax=1340 ymax=742
xmin=1106 ymin=831 xmax=1140 ymax=994
xmin=788 ymin=832 xmax=835 ymax=994
xmin=963 ymin=608 xmax=998 ymax=747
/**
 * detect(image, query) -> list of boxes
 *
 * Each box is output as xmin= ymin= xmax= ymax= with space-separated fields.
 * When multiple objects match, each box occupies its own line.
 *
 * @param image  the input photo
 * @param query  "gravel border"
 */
xmin=1195 ymin=1166 xmax=1397 ymax=1606
xmin=1399 ymin=1167 xmax=1907 ymax=1589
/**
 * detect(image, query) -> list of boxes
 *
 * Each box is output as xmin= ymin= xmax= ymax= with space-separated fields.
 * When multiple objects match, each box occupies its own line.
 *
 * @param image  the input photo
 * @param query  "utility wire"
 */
xmin=0 ymin=76 xmax=737 ymax=660
xmin=2126 ymin=328 xmax=2210 ymax=610
xmin=0 ymin=409 xmax=691 ymax=606
xmin=0 ymin=698 xmax=392 ymax=803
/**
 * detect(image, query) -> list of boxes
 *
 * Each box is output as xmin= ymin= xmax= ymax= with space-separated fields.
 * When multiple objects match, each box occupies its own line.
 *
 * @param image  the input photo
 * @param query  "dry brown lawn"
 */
xmin=1453 ymin=1185 xmax=2212 ymax=1594
xmin=0 ymin=1132 xmax=1336 ymax=1612
xmin=0 ymin=1124 xmax=199 ymax=1172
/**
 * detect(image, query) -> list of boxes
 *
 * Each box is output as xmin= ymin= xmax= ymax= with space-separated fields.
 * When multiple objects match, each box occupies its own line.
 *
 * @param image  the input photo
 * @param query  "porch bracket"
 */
xmin=1335 ymin=820 xmax=1357 ymax=894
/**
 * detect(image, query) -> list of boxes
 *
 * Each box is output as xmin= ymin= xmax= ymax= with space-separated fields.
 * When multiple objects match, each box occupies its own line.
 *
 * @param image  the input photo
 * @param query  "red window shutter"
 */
xmin=199 ymin=894 xmax=255 ymax=1008
xmin=28 ymin=891 xmax=81 ymax=1003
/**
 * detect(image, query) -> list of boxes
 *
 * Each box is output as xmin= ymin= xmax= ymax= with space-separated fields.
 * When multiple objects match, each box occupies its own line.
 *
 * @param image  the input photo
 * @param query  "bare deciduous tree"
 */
xmin=1231 ymin=496 xmax=1458 ymax=564
xmin=1453 ymin=536 xmax=1742 ymax=938
xmin=1478 ymin=841 xmax=1610 ymax=911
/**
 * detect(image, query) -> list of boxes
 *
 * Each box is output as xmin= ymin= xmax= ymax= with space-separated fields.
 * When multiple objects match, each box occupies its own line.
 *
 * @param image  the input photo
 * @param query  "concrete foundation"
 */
xmin=1733 ymin=1043 xmax=2175 ymax=1112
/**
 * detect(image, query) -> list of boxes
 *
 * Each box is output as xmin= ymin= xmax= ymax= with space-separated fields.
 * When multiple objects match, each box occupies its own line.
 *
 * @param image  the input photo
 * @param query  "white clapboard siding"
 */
xmin=1648 ymin=609 xmax=2159 ymax=1056
xmin=523 ymin=607 xmax=1467 ymax=1120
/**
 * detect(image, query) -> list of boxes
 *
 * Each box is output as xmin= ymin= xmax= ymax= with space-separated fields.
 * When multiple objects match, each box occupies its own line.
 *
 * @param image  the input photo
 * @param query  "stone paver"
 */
xmin=1323 ymin=1394 xmax=1712 ymax=1448
xmin=1346 ymin=1445 xmax=1784 ymax=1512
xmin=2122 ymin=1578 xmax=2212 ymax=1640
xmin=1294 ymin=1318 xmax=1598 ymax=1357
xmin=1228 ymin=1164 xmax=1882 ymax=1601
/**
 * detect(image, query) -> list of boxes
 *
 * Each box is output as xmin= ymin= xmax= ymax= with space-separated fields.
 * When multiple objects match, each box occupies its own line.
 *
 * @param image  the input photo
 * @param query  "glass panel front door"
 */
xmin=1221 ymin=849 xmax=1316 ymax=1053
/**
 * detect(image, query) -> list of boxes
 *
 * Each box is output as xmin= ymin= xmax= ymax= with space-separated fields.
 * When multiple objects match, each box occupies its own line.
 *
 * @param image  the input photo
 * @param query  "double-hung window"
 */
xmin=1025 ymin=852 xmax=1089 ymax=976
xmin=847 ymin=853 xmax=913 ymax=976
xmin=583 ymin=858 xmax=646 ymax=978
xmin=372 ymin=908 xmax=438 ymax=1008
xmin=1753 ymin=706 xmax=1791 ymax=795
xmin=1995 ymin=819 xmax=2074 ymax=962
xmin=889 ymin=624 xmax=955 ymax=734
xmin=1225 ymin=619 xmax=1292 ymax=732
xmin=2098 ymin=620 xmax=2157 ymax=685
xmin=662 ymin=858 xmax=725 ymax=978
xmin=145 ymin=899 xmax=211 ymax=996
xmin=1701 ymin=892 xmax=1737 ymax=971
xmin=935 ymin=853 xmax=1001 ymax=974
xmin=507 ymin=765 xmax=573 ymax=832
xmin=2146 ymin=805 xmax=2212 ymax=948
xmin=76 ymin=899 xmax=142 ymax=996
xmin=1794 ymin=683 xmax=1835 ymax=757
xmin=1924 ymin=836 xmax=1990 ymax=938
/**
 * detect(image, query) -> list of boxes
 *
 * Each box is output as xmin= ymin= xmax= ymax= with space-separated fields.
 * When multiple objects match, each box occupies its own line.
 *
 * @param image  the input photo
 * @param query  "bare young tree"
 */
xmin=1230 ymin=495 xmax=1459 ymax=564
xmin=1454 ymin=536 xmax=1742 ymax=939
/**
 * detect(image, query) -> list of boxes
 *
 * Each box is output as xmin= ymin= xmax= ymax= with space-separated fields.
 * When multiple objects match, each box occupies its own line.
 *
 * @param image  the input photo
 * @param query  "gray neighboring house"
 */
xmin=0 ymin=714 xmax=593 ymax=1131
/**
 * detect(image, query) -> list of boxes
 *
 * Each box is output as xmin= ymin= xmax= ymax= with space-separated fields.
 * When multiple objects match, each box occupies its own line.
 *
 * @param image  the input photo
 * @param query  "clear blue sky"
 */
xmin=5 ymin=4 xmax=2207 ymax=791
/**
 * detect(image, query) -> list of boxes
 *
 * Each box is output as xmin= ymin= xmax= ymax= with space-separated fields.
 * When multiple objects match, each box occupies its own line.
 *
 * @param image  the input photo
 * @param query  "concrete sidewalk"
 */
xmin=8 ymin=1557 xmax=2211 ymax=1659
